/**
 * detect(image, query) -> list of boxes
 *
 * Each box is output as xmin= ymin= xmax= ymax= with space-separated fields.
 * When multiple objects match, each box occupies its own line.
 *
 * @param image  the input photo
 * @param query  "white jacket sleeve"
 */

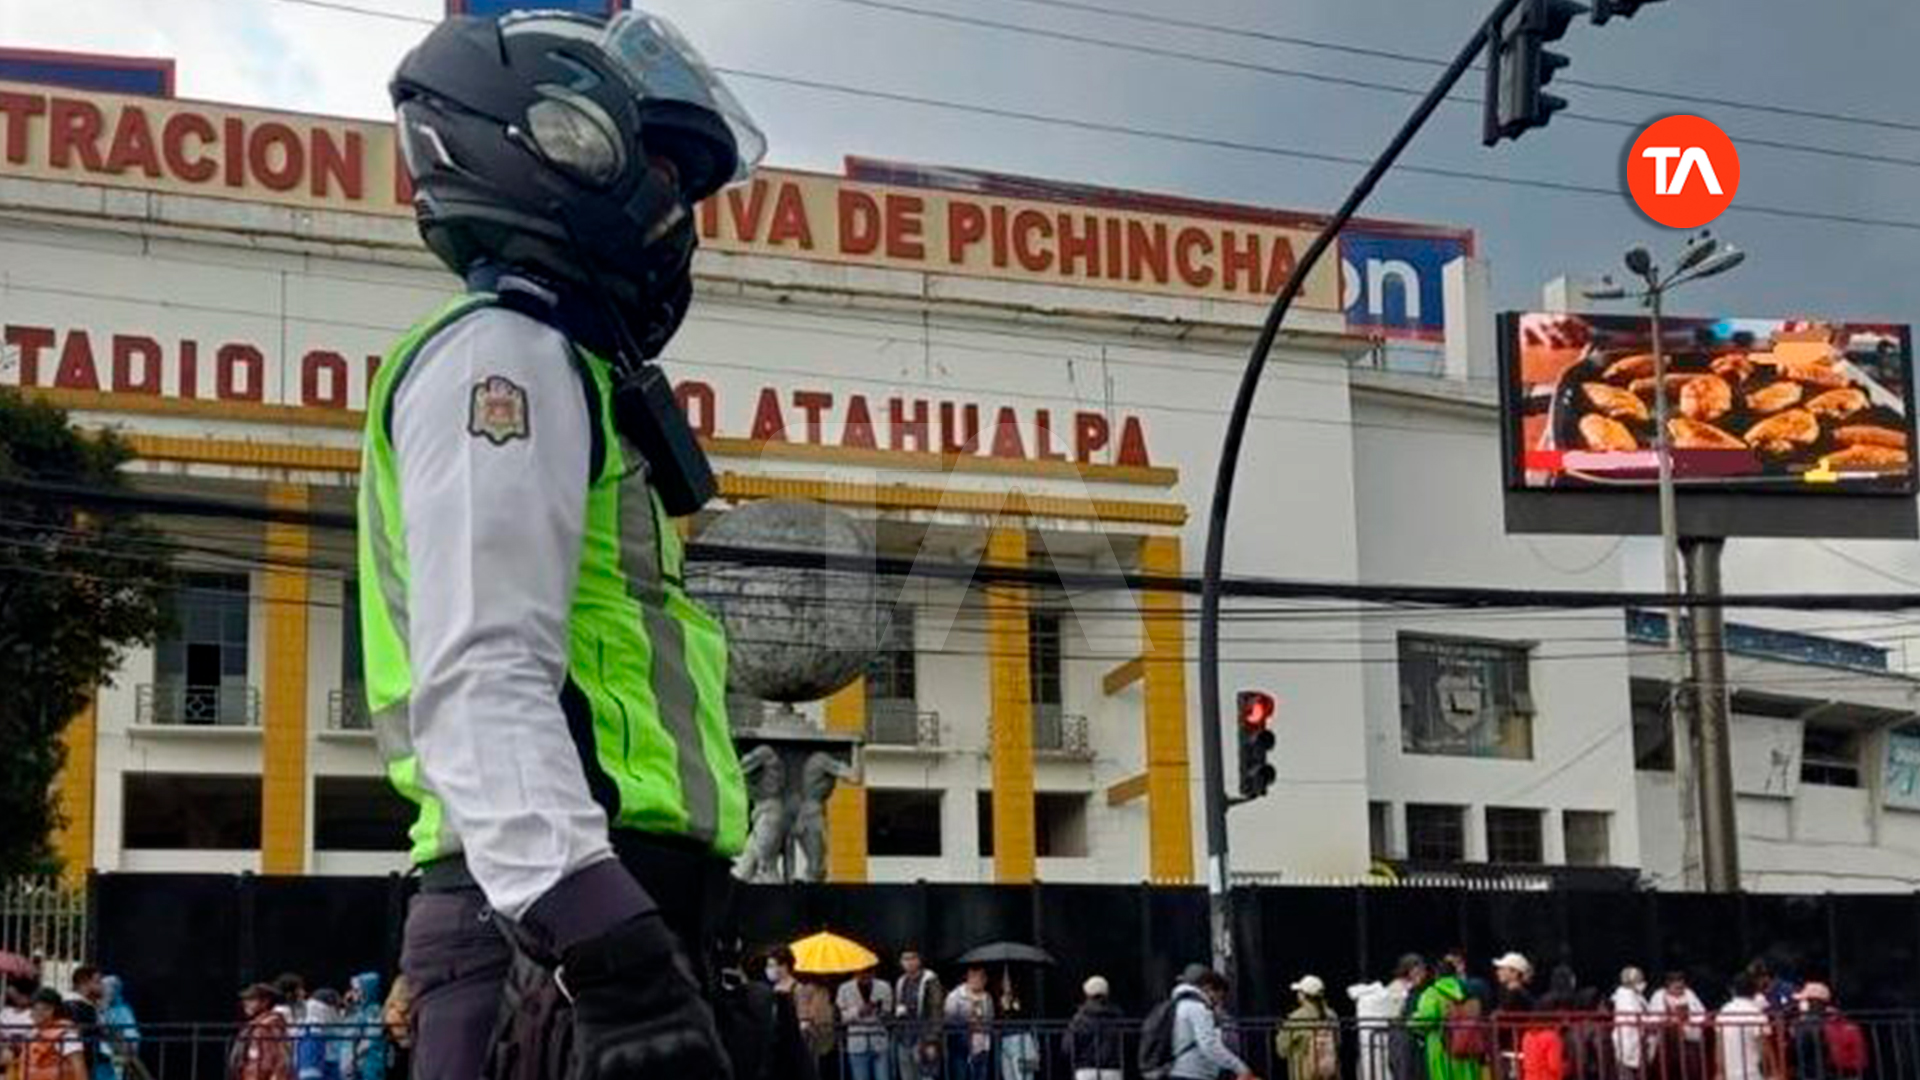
xmin=393 ymin=306 xmax=613 ymax=921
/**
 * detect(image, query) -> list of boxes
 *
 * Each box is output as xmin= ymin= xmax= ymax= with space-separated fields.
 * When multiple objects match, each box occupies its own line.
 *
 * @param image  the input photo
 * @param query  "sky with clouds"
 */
xmin=4 ymin=0 xmax=1919 ymax=325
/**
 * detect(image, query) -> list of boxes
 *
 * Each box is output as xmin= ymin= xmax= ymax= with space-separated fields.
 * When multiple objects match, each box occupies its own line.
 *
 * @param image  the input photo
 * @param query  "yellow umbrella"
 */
xmin=790 ymin=930 xmax=879 ymax=976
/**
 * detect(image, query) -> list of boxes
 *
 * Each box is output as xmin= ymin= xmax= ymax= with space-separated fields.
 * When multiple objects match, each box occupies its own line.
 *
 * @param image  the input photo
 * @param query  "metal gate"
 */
xmin=0 ymin=875 xmax=91 ymax=990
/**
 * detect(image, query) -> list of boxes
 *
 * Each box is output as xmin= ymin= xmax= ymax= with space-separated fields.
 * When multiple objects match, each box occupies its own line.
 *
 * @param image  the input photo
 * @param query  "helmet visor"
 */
xmin=499 ymin=10 xmax=766 ymax=186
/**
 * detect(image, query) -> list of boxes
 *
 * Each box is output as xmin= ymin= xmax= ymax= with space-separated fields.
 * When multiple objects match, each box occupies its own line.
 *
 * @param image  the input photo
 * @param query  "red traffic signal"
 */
xmin=1237 ymin=690 xmax=1276 ymax=729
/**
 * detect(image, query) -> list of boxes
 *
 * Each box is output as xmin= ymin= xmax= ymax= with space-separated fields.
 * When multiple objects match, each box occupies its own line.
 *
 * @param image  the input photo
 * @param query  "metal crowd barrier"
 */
xmin=0 ymin=1010 xmax=1913 ymax=1080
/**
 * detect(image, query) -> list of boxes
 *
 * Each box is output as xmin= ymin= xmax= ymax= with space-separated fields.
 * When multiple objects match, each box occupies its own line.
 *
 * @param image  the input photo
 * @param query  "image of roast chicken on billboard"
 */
xmin=1504 ymin=313 xmax=1917 ymax=495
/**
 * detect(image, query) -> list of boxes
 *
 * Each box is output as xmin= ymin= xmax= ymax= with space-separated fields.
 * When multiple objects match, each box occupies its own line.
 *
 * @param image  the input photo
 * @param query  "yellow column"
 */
xmin=261 ymin=483 xmax=311 ymax=874
xmin=1140 ymin=535 xmax=1195 ymax=883
xmin=52 ymin=695 xmax=97 ymax=886
xmin=824 ymin=678 xmax=870 ymax=883
xmin=986 ymin=527 xmax=1036 ymax=884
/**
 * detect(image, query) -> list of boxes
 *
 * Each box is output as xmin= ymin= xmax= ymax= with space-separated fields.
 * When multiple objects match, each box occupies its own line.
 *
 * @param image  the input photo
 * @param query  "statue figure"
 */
xmin=793 ymin=750 xmax=861 ymax=883
xmin=732 ymin=744 xmax=790 ymax=883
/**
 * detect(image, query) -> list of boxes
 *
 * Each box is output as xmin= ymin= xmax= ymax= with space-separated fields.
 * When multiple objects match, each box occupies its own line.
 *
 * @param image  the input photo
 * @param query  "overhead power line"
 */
xmin=965 ymin=0 xmax=1920 ymax=136
xmin=818 ymin=0 xmax=1920 ymax=172
xmin=717 ymin=68 xmax=1920 ymax=235
xmin=13 ymin=477 xmax=1920 ymax=614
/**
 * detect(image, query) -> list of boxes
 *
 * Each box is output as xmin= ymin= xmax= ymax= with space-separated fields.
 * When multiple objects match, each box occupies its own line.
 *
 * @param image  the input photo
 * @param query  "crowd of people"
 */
xmin=0 ymin=966 xmax=140 ymax=1080
xmin=0 ymin=948 xmax=1875 ymax=1080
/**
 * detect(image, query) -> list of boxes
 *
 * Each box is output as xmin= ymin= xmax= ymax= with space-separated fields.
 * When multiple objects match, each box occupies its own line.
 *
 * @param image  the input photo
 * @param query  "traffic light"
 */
xmin=1591 ymin=0 xmax=1662 ymax=24
xmin=1481 ymin=0 xmax=1587 ymax=146
xmin=1236 ymin=690 xmax=1277 ymax=801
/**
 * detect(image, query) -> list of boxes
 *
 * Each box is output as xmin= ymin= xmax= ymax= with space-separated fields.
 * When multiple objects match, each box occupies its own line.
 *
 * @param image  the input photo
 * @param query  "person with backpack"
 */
xmin=1790 ymin=982 xmax=1865 ymax=1080
xmin=1279 ymin=975 xmax=1340 ymax=1080
xmin=1064 ymin=976 xmax=1125 ymax=1080
xmin=1143 ymin=965 xmax=1256 ymax=1080
xmin=1409 ymin=959 xmax=1487 ymax=1080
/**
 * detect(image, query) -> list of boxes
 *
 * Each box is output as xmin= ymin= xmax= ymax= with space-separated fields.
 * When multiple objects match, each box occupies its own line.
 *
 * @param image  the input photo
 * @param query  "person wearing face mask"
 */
xmin=766 ymin=948 xmax=800 ymax=995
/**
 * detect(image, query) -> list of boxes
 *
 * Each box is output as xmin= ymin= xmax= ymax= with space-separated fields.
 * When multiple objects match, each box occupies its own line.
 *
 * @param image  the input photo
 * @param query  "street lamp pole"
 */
xmin=1591 ymin=235 xmax=1746 ymax=892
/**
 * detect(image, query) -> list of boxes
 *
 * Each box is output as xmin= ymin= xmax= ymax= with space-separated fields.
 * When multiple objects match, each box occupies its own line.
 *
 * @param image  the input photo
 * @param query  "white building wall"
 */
xmin=1351 ymin=385 xmax=1642 ymax=870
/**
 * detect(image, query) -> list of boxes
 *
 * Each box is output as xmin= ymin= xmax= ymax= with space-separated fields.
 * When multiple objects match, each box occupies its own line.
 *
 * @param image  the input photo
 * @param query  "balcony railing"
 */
xmin=990 ymin=705 xmax=1092 ymax=758
xmin=135 ymin=683 xmax=260 ymax=727
xmin=328 ymin=688 xmax=371 ymax=732
xmin=865 ymin=699 xmax=940 ymax=749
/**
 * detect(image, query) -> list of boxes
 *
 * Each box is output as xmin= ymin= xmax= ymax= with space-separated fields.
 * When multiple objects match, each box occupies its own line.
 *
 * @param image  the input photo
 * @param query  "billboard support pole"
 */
xmin=1196 ymin=0 xmax=1525 ymax=985
xmin=1685 ymin=537 xmax=1742 ymax=890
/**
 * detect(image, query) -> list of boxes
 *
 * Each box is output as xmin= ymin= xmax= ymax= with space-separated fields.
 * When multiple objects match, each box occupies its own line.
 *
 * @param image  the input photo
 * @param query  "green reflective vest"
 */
xmin=357 ymin=294 xmax=747 ymax=865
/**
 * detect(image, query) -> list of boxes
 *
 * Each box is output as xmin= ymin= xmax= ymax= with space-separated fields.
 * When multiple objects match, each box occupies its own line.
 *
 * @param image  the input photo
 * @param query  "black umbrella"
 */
xmin=955 ymin=941 xmax=1056 ymax=967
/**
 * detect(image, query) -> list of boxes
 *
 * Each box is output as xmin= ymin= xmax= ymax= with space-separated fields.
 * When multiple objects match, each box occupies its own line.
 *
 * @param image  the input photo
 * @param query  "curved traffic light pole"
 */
xmin=1196 ymin=0 xmax=1529 ymax=983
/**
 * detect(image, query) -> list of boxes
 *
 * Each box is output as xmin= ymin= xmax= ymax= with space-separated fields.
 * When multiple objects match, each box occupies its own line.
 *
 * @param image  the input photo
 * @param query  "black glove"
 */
xmin=558 ymin=912 xmax=733 ymax=1080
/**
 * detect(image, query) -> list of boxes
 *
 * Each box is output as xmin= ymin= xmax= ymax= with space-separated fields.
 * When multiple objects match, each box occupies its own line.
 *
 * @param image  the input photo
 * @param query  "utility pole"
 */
xmin=1687 ymin=538 xmax=1742 ymax=890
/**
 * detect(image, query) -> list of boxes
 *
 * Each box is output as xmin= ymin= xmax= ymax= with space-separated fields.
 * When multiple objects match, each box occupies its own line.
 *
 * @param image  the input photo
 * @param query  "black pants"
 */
xmin=400 ymin=835 xmax=735 ymax=1080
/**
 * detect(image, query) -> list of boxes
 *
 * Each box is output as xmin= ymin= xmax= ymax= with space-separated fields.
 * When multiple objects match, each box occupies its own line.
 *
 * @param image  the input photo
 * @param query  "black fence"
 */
xmin=6 ymin=1012 xmax=1919 ymax=1080
xmin=88 ymin=875 xmax=1920 ymax=1026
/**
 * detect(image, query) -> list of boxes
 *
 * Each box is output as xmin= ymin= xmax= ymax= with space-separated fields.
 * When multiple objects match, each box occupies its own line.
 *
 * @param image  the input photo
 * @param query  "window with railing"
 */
xmin=866 ymin=606 xmax=934 ymax=746
xmin=150 ymin=572 xmax=253 ymax=726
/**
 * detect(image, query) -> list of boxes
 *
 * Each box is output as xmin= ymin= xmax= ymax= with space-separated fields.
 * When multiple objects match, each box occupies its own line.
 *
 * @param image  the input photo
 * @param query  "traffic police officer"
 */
xmin=359 ymin=10 xmax=764 ymax=1078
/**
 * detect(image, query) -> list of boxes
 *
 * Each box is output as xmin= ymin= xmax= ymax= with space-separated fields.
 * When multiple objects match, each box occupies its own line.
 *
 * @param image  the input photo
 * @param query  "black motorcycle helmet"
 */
xmin=390 ymin=10 xmax=764 ymax=358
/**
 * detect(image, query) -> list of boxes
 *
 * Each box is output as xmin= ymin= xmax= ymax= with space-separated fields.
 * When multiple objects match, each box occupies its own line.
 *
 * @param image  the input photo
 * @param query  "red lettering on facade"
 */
xmin=750 ymin=387 xmax=788 ymax=442
xmin=217 ymin=343 xmax=265 ymax=401
xmin=1221 ymin=230 xmax=1261 ymax=293
xmin=989 ymin=406 xmax=1026 ymax=459
xmin=301 ymin=349 xmax=349 ymax=409
xmin=838 ymin=190 xmax=881 ymax=256
xmin=111 ymin=335 xmax=162 ymax=395
xmin=1012 ymin=210 xmax=1052 ymax=273
xmin=940 ymin=402 xmax=981 ymax=455
xmin=48 ymin=97 xmax=104 ymax=171
xmin=949 ymin=202 xmax=987 ymax=264
xmin=765 ymin=182 xmax=815 ymax=249
xmin=1034 ymin=409 xmax=1066 ymax=461
xmin=103 ymin=106 xmax=160 ymax=177
xmin=988 ymin=205 xmax=1011 ymax=269
xmin=1127 ymin=221 xmax=1169 ymax=284
xmin=160 ymin=112 xmax=216 ymax=182
xmin=1175 ymin=227 xmax=1214 ymax=288
xmin=674 ymin=380 xmax=716 ymax=439
xmin=0 ymin=93 xmax=45 ymax=165
xmin=842 ymin=394 xmax=877 ymax=450
xmin=223 ymin=117 xmax=245 ymax=187
xmin=1117 ymin=415 xmax=1151 ymax=468
xmin=698 ymin=196 xmax=721 ymax=239
xmin=726 ymin=179 xmax=769 ymax=240
xmin=54 ymin=330 xmax=99 ymax=391
xmin=1264 ymin=237 xmax=1298 ymax=297
xmin=1057 ymin=214 xmax=1100 ymax=278
xmin=792 ymin=390 xmax=833 ymax=444
xmin=248 ymin=123 xmax=304 ymax=192
xmin=178 ymin=339 xmax=198 ymax=398
xmin=1073 ymin=411 xmax=1109 ymax=464
xmin=884 ymin=195 xmax=925 ymax=260
xmin=4 ymin=326 xmax=55 ymax=386
xmin=310 ymin=129 xmax=363 ymax=200
xmin=1104 ymin=218 xmax=1124 ymax=280
xmin=889 ymin=397 xmax=930 ymax=453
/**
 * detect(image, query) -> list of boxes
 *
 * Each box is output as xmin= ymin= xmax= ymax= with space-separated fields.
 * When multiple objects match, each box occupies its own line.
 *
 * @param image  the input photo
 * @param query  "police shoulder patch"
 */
xmin=468 ymin=375 xmax=530 ymax=445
